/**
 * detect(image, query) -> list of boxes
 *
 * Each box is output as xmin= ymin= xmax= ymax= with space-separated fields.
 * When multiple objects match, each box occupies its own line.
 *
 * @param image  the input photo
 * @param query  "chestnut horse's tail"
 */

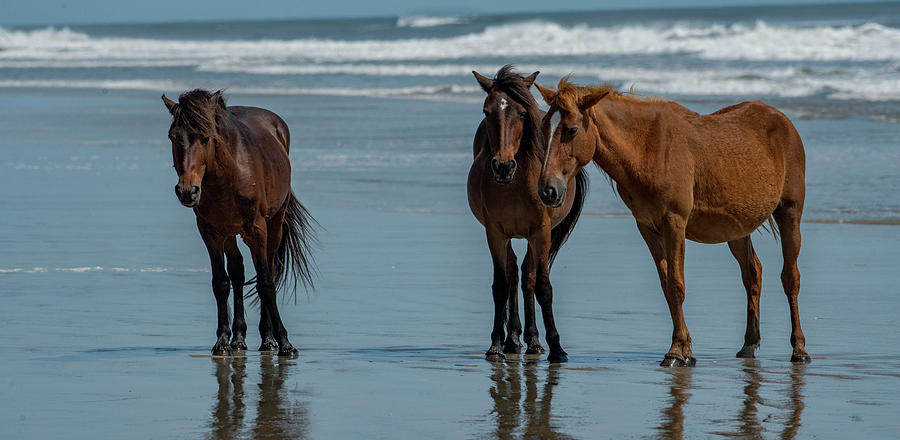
xmin=548 ymin=168 xmax=589 ymax=269
xmin=272 ymin=192 xmax=318 ymax=302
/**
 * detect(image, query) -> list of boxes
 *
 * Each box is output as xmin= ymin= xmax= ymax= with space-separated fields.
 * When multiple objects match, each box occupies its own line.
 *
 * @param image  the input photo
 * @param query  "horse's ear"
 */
xmin=578 ymin=90 xmax=610 ymax=109
xmin=161 ymin=94 xmax=177 ymax=114
xmin=535 ymin=83 xmax=556 ymax=105
xmin=522 ymin=71 xmax=539 ymax=88
xmin=212 ymin=90 xmax=226 ymax=110
xmin=472 ymin=71 xmax=493 ymax=93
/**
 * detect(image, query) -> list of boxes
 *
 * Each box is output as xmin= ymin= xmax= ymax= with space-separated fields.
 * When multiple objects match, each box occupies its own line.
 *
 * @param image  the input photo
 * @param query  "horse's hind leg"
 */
xmin=246 ymin=217 xmax=297 ymax=357
xmin=225 ymin=236 xmax=248 ymax=351
xmin=257 ymin=205 xmax=288 ymax=352
xmin=485 ymin=229 xmax=511 ymax=361
xmin=199 ymin=221 xmax=232 ymax=356
xmin=774 ymin=201 xmax=811 ymax=363
xmin=728 ymin=236 xmax=763 ymax=358
xmin=521 ymin=245 xmax=544 ymax=355
xmin=503 ymin=243 xmax=523 ymax=355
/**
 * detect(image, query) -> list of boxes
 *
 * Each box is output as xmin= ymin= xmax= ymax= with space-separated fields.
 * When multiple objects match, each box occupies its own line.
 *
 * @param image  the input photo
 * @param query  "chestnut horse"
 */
xmin=535 ymin=79 xmax=810 ymax=366
xmin=162 ymin=89 xmax=316 ymax=357
xmin=468 ymin=66 xmax=588 ymax=362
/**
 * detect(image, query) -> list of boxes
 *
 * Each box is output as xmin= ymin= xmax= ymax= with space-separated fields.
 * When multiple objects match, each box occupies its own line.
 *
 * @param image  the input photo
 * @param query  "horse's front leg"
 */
xmin=199 ymin=221 xmax=232 ymax=356
xmin=659 ymin=214 xmax=695 ymax=367
xmin=529 ymin=227 xmax=567 ymax=363
xmin=503 ymin=242 xmax=523 ymax=355
xmin=245 ymin=222 xmax=297 ymax=357
xmin=224 ymin=236 xmax=248 ymax=351
xmin=485 ymin=228 xmax=512 ymax=361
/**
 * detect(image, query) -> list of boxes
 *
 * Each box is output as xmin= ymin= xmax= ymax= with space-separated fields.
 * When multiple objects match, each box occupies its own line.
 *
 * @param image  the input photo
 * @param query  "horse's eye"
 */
xmin=483 ymin=109 xmax=490 ymax=116
xmin=567 ymin=126 xmax=579 ymax=137
xmin=519 ymin=112 xmax=526 ymax=120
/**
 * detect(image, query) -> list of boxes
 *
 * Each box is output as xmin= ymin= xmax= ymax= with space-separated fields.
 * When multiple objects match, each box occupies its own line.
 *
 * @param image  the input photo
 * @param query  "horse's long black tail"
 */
xmin=271 ymin=192 xmax=318 ymax=303
xmin=548 ymin=168 xmax=589 ymax=270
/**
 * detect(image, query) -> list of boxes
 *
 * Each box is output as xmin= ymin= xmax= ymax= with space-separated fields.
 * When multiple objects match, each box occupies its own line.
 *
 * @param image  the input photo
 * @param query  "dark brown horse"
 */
xmin=468 ymin=66 xmax=588 ymax=362
xmin=162 ymin=89 xmax=316 ymax=357
xmin=535 ymin=78 xmax=810 ymax=366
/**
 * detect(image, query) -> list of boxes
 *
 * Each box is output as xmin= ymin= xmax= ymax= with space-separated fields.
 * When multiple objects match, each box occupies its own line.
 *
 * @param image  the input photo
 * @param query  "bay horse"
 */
xmin=535 ymin=78 xmax=810 ymax=366
xmin=468 ymin=66 xmax=588 ymax=362
xmin=162 ymin=89 xmax=316 ymax=357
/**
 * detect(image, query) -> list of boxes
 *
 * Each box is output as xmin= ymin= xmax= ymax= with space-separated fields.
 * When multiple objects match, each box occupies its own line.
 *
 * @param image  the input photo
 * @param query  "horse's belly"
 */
xmin=686 ymin=203 xmax=776 ymax=244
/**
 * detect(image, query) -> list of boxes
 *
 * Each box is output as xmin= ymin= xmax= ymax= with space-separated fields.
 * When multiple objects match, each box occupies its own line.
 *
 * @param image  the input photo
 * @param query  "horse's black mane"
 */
xmin=490 ymin=65 xmax=544 ymax=159
xmin=171 ymin=89 xmax=226 ymax=139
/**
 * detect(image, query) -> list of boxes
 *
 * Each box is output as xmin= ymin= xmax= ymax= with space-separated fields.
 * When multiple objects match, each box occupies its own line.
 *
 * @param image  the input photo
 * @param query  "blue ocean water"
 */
xmin=2 ymin=2 xmax=899 ymax=221
xmin=1 ymin=3 xmax=900 ymax=439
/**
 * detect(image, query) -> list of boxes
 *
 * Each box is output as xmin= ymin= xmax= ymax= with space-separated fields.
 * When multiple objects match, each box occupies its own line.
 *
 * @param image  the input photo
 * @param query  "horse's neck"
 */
xmin=589 ymin=100 xmax=657 ymax=185
xmin=206 ymin=114 xmax=242 ymax=179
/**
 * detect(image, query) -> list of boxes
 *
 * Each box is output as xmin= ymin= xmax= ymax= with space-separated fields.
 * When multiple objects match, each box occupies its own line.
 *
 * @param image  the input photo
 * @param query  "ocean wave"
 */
xmin=396 ymin=16 xmax=468 ymax=28
xmin=1 ymin=20 xmax=899 ymax=64
xmin=0 ymin=79 xmax=481 ymax=100
xmin=4 ymin=66 xmax=899 ymax=102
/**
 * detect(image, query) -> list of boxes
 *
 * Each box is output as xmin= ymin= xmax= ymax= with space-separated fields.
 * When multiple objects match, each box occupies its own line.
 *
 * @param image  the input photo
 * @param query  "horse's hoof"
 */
xmin=230 ymin=340 xmax=248 ymax=351
xmin=736 ymin=346 xmax=756 ymax=359
xmin=485 ymin=346 xmax=505 ymax=362
xmin=790 ymin=354 xmax=811 ymax=364
xmin=212 ymin=344 xmax=233 ymax=357
xmin=259 ymin=340 xmax=278 ymax=352
xmin=547 ymin=350 xmax=568 ymax=363
xmin=525 ymin=344 xmax=545 ymax=355
xmin=661 ymin=356 xmax=696 ymax=367
xmin=278 ymin=346 xmax=299 ymax=358
xmin=503 ymin=341 xmax=523 ymax=355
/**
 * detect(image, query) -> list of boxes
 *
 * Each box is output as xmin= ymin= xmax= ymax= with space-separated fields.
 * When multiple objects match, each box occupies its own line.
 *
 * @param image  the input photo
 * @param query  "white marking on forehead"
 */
xmin=499 ymin=98 xmax=508 ymax=111
xmin=541 ymin=110 xmax=561 ymax=174
xmin=548 ymin=111 xmax=561 ymax=149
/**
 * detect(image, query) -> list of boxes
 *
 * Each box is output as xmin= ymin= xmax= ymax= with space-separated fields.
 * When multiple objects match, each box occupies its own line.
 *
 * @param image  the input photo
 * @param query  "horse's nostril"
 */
xmin=544 ymin=185 xmax=557 ymax=201
xmin=190 ymin=185 xmax=200 ymax=196
xmin=491 ymin=159 xmax=501 ymax=174
xmin=508 ymin=159 xmax=517 ymax=171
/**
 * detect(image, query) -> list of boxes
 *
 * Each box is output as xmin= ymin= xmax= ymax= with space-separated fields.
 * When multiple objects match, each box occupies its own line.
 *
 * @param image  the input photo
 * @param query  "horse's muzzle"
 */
xmin=538 ymin=179 xmax=566 ymax=208
xmin=175 ymin=184 xmax=201 ymax=207
xmin=491 ymin=158 xmax=517 ymax=184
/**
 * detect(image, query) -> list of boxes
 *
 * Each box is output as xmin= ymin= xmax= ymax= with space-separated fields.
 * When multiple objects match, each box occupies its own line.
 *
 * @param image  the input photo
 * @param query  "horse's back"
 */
xmin=227 ymin=105 xmax=293 ymax=213
xmin=680 ymin=101 xmax=804 ymax=242
xmin=228 ymin=106 xmax=291 ymax=152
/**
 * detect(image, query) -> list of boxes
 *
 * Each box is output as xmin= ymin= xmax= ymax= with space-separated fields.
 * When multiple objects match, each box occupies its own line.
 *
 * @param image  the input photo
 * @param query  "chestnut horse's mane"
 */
xmin=551 ymin=77 xmax=660 ymax=110
xmin=490 ymin=65 xmax=545 ymax=159
xmin=171 ymin=89 xmax=227 ymax=142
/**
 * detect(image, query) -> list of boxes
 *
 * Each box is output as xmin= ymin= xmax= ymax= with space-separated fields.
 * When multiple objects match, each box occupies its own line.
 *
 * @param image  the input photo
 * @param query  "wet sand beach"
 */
xmin=2 ymin=89 xmax=899 ymax=439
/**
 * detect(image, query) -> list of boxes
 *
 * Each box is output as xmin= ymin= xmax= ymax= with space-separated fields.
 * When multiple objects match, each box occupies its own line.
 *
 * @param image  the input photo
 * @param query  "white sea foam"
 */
xmin=56 ymin=266 xmax=103 ymax=272
xmin=0 ymin=79 xmax=481 ymax=100
xmin=396 ymin=16 xmax=467 ymax=28
xmin=2 ymin=67 xmax=898 ymax=101
xmin=1 ymin=20 xmax=898 ymax=64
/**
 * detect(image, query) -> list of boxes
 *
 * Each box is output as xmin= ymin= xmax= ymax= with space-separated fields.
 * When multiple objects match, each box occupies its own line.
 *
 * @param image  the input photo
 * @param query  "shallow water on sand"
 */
xmin=1 ymin=91 xmax=899 ymax=438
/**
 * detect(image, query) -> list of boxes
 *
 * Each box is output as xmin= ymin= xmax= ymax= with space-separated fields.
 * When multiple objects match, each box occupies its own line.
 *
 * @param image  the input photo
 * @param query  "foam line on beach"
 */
xmin=0 ymin=266 xmax=211 ymax=274
xmin=2 ymin=20 xmax=898 ymax=63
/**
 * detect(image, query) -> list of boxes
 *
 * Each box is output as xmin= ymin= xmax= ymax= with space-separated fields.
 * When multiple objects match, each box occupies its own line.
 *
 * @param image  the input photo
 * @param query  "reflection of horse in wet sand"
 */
xmin=657 ymin=361 xmax=806 ymax=440
xmin=468 ymin=66 xmax=588 ymax=362
xmin=210 ymin=357 xmax=309 ymax=439
xmin=488 ymin=363 xmax=572 ymax=440
xmin=535 ymin=78 xmax=810 ymax=366
xmin=656 ymin=369 xmax=692 ymax=440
